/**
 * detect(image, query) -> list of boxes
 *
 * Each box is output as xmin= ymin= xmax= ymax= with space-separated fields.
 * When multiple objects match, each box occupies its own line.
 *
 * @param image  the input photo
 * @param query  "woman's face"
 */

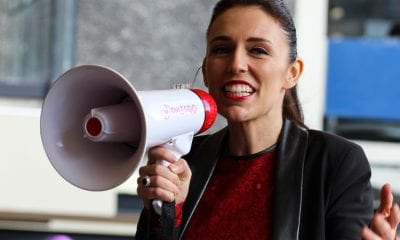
xmin=203 ymin=6 xmax=300 ymax=124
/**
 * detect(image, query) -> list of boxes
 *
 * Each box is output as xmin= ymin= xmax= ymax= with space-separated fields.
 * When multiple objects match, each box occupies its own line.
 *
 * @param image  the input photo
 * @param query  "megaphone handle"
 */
xmin=152 ymin=159 xmax=173 ymax=215
xmin=151 ymin=132 xmax=194 ymax=215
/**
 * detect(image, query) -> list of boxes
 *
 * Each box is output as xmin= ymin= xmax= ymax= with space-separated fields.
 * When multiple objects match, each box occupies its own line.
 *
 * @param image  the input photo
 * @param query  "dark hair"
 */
xmin=207 ymin=0 xmax=307 ymax=129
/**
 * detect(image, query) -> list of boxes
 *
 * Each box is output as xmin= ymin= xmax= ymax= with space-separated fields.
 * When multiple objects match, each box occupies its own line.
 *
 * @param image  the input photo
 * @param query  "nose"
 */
xmin=228 ymin=49 xmax=248 ymax=74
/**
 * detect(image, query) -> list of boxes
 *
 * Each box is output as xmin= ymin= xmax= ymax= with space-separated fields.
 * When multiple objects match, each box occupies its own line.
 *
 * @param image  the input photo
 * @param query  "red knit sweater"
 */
xmin=181 ymin=146 xmax=276 ymax=239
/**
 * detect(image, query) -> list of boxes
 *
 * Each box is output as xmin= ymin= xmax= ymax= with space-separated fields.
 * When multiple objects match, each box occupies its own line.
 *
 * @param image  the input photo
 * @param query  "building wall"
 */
xmin=74 ymin=0 xmax=214 ymax=90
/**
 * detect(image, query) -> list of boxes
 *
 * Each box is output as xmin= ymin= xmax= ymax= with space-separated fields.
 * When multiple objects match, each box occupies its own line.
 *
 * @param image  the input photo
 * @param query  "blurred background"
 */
xmin=0 ymin=0 xmax=399 ymax=239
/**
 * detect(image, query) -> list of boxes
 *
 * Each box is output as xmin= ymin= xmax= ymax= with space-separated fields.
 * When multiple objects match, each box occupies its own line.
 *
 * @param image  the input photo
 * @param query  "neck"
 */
xmin=227 ymin=116 xmax=283 ymax=156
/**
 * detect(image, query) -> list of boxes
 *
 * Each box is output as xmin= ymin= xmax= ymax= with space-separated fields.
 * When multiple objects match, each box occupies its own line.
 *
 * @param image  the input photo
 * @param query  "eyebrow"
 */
xmin=209 ymin=35 xmax=273 ymax=46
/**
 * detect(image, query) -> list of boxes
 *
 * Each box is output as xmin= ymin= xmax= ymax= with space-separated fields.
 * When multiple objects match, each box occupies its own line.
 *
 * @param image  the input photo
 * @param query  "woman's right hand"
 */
xmin=136 ymin=146 xmax=192 ymax=209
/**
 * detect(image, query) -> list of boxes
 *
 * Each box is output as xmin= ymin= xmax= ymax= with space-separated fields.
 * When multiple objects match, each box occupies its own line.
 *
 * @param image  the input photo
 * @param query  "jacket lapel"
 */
xmin=272 ymin=119 xmax=308 ymax=240
xmin=178 ymin=128 xmax=228 ymax=240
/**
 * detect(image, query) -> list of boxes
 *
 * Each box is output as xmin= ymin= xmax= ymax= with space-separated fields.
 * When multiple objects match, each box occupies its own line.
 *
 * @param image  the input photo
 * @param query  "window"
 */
xmin=328 ymin=0 xmax=400 ymax=37
xmin=325 ymin=0 xmax=400 ymax=142
xmin=0 ymin=0 xmax=75 ymax=98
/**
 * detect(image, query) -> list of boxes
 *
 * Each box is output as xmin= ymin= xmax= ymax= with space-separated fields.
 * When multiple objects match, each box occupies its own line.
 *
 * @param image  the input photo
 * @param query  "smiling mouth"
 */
xmin=223 ymin=82 xmax=255 ymax=98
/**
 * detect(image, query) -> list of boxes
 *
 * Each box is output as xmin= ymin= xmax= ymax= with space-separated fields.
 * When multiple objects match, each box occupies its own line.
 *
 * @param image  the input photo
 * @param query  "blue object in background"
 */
xmin=326 ymin=38 xmax=400 ymax=121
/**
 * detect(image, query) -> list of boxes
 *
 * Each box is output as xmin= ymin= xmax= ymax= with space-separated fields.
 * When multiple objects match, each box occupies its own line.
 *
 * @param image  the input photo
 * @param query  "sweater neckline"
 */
xmin=225 ymin=144 xmax=277 ymax=161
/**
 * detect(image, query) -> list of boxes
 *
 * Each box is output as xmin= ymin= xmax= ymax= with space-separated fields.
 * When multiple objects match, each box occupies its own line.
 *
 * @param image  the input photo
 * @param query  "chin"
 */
xmin=220 ymin=108 xmax=250 ymax=123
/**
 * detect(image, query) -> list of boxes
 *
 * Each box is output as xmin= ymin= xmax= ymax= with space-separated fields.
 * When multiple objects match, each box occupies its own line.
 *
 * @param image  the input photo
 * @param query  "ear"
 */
xmin=283 ymin=57 xmax=304 ymax=89
xmin=202 ymin=58 xmax=209 ymax=87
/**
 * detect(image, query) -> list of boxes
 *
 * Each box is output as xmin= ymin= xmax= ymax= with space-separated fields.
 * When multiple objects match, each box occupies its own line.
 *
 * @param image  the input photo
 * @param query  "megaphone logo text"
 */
xmin=162 ymin=104 xmax=197 ymax=120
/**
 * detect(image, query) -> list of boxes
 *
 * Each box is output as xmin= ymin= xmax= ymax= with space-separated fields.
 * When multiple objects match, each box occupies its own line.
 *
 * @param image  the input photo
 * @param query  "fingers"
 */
xmin=148 ymin=146 xmax=178 ymax=165
xmin=362 ymin=184 xmax=399 ymax=240
xmin=136 ymin=164 xmax=178 ymax=209
xmin=378 ymin=183 xmax=393 ymax=216
xmin=137 ymin=147 xmax=192 ymax=208
xmin=137 ymin=177 xmax=176 ymax=202
xmin=388 ymin=203 xmax=400 ymax=229
xmin=169 ymin=157 xmax=192 ymax=181
xmin=370 ymin=214 xmax=393 ymax=239
xmin=137 ymin=174 xmax=180 ymax=194
xmin=139 ymin=163 xmax=180 ymax=186
xmin=360 ymin=226 xmax=380 ymax=240
xmin=137 ymin=164 xmax=180 ymax=200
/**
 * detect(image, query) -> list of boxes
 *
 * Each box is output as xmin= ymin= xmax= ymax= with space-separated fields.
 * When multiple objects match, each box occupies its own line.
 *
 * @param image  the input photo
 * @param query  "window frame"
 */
xmin=0 ymin=0 xmax=76 ymax=99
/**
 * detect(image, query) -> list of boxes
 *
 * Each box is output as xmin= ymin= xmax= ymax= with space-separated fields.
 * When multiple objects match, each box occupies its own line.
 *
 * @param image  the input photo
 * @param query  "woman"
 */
xmin=135 ymin=0 xmax=399 ymax=239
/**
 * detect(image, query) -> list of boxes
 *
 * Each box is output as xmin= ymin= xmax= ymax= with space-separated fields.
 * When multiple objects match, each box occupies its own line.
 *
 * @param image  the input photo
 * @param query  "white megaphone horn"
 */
xmin=40 ymin=65 xmax=217 ymax=215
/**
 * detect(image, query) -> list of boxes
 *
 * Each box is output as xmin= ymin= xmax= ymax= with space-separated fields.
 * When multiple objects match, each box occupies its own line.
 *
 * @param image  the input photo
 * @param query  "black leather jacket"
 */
xmin=136 ymin=119 xmax=373 ymax=240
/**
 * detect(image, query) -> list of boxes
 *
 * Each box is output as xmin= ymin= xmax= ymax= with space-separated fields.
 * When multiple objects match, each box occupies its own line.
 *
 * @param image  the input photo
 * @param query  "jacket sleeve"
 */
xmin=325 ymin=144 xmax=374 ymax=240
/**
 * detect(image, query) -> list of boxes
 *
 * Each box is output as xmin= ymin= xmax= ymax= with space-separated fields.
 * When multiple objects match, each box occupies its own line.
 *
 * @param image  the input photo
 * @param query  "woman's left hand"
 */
xmin=361 ymin=183 xmax=400 ymax=239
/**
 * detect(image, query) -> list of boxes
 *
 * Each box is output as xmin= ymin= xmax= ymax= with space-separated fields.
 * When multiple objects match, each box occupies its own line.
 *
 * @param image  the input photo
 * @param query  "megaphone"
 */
xmin=40 ymin=65 xmax=217 ymax=214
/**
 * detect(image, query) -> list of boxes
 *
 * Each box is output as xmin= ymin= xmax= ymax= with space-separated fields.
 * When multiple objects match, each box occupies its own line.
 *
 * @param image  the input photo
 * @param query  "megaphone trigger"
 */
xmin=151 ymin=131 xmax=195 ymax=215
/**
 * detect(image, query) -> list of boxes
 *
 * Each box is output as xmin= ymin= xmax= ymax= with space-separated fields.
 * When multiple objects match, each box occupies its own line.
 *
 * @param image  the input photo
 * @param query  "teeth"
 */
xmin=226 ymin=91 xmax=251 ymax=97
xmin=224 ymin=84 xmax=254 ymax=94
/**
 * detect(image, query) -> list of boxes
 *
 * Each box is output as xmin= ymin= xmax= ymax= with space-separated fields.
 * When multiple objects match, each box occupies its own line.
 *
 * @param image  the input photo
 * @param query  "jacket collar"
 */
xmin=178 ymin=119 xmax=308 ymax=240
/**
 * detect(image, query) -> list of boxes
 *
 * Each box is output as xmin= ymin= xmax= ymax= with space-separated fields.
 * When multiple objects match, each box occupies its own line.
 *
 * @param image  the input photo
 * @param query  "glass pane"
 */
xmin=0 ymin=0 xmax=52 ymax=87
xmin=328 ymin=0 xmax=400 ymax=37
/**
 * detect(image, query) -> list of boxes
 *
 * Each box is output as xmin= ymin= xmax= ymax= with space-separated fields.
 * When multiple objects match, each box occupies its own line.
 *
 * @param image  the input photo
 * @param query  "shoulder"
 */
xmin=300 ymin=130 xmax=373 ymax=237
xmin=307 ymin=129 xmax=365 ymax=156
xmin=305 ymin=128 xmax=370 ymax=175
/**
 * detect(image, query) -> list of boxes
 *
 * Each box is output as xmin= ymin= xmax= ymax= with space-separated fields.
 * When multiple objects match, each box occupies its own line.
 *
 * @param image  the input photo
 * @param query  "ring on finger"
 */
xmin=141 ymin=176 xmax=151 ymax=188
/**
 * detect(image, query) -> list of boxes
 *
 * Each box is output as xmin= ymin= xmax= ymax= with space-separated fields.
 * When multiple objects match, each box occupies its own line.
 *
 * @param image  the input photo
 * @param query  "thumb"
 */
xmin=168 ymin=159 xmax=192 ymax=181
xmin=378 ymin=183 xmax=393 ymax=217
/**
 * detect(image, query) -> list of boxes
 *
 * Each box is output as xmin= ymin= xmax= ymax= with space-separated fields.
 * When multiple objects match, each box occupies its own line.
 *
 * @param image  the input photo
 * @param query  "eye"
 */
xmin=249 ymin=47 xmax=268 ymax=56
xmin=210 ymin=45 xmax=232 ymax=56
